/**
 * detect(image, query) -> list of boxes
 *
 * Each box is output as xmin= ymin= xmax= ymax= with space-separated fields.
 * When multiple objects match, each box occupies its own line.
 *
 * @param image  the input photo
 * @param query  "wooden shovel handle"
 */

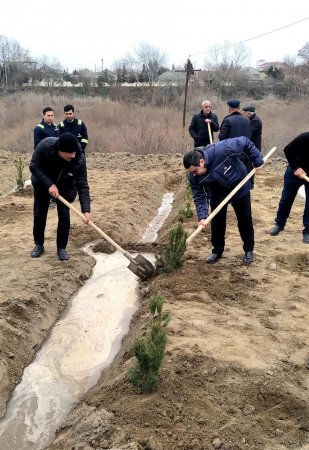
xmin=186 ymin=146 xmax=277 ymax=245
xmin=301 ymin=173 xmax=309 ymax=182
xmin=207 ymin=122 xmax=213 ymax=145
xmin=57 ymin=194 xmax=130 ymax=258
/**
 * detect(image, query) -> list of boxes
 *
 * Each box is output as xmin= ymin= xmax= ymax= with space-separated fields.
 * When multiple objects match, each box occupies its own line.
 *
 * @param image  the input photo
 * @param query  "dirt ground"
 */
xmin=0 ymin=150 xmax=308 ymax=450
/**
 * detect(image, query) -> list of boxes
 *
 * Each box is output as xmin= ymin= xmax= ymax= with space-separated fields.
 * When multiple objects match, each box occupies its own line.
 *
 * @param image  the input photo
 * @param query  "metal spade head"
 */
xmin=128 ymin=254 xmax=155 ymax=280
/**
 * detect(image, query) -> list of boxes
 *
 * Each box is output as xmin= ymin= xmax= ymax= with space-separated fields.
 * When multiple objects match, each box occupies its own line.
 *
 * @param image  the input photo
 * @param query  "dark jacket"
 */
xmin=249 ymin=113 xmax=262 ymax=151
xmin=219 ymin=112 xmax=251 ymax=141
xmin=59 ymin=118 xmax=88 ymax=152
xmin=189 ymin=110 xmax=220 ymax=147
xmin=34 ymin=120 xmax=59 ymax=149
xmin=30 ymin=137 xmax=91 ymax=213
xmin=284 ymin=132 xmax=309 ymax=174
xmin=188 ymin=137 xmax=264 ymax=220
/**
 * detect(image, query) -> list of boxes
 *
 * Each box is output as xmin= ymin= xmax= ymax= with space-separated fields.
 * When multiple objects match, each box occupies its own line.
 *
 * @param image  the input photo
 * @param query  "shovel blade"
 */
xmin=128 ymin=254 xmax=155 ymax=280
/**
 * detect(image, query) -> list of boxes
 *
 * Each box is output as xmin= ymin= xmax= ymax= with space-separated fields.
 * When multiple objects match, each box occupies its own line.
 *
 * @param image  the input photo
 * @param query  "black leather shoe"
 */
xmin=206 ymin=253 xmax=222 ymax=264
xmin=303 ymin=233 xmax=309 ymax=244
xmin=244 ymin=251 xmax=254 ymax=263
xmin=269 ymin=224 xmax=284 ymax=236
xmin=57 ymin=248 xmax=69 ymax=261
xmin=31 ymin=245 xmax=44 ymax=258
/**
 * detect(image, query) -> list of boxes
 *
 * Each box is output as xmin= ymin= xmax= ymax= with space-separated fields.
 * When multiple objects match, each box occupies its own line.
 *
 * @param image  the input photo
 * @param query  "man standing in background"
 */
xmin=34 ymin=107 xmax=59 ymax=149
xmin=189 ymin=100 xmax=219 ymax=148
xmin=242 ymin=105 xmax=263 ymax=188
xmin=59 ymin=104 xmax=88 ymax=155
xmin=219 ymin=99 xmax=251 ymax=141
xmin=34 ymin=106 xmax=59 ymax=208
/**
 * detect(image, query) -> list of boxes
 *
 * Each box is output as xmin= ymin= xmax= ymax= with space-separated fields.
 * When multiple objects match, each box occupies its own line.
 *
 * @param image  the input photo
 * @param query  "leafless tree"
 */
xmin=203 ymin=41 xmax=251 ymax=90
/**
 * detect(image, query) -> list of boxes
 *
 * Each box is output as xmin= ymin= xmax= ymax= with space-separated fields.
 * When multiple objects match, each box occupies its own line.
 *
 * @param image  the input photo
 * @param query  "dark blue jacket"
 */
xmin=218 ymin=112 xmax=251 ymax=141
xmin=189 ymin=110 xmax=220 ymax=147
xmin=34 ymin=120 xmax=59 ymax=149
xmin=188 ymin=137 xmax=264 ymax=220
xmin=249 ymin=113 xmax=262 ymax=151
xmin=59 ymin=118 xmax=88 ymax=153
xmin=30 ymin=137 xmax=91 ymax=213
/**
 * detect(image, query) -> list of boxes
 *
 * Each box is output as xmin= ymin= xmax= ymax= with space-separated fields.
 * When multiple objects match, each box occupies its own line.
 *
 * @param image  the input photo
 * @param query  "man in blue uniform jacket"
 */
xmin=183 ymin=136 xmax=264 ymax=263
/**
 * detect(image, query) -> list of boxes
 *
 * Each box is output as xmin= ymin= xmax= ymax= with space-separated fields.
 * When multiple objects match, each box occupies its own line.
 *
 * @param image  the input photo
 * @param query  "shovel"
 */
xmin=57 ymin=194 xmax=155 ymax=280
xmin=186 ymin=146 xmax=277 ymax=245
xmin=207 ymin=122 xmax=213 ymax=144
xmin=301 ymin=173 xmax=309 ymax=182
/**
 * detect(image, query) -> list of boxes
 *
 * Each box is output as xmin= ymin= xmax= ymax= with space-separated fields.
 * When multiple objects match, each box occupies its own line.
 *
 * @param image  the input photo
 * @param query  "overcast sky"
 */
xmin=1 ymin=0 xmax=308 ymax=72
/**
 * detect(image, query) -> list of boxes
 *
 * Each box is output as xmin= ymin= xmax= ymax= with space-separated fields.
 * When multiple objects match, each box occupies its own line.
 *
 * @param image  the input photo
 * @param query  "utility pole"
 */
xmin=101 ymin=58 xmax=104 ymax=74
xmin=175 ymin=58 xmax=201 ymax=131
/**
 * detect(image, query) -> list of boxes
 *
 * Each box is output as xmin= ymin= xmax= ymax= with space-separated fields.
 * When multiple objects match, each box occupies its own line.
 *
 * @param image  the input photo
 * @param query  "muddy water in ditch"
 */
xmin=0 ymin=193 xmax=174 ymax=450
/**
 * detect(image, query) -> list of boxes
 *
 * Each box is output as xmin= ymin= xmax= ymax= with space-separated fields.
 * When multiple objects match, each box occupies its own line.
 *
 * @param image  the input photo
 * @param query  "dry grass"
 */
xmin=0 ymin=92 xmax=308 ymax=156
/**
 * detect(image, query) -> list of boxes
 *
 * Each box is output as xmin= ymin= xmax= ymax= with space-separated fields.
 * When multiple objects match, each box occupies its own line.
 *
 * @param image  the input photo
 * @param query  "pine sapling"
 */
xmin=164 ymin=222 xmax=187 ymax=271
xmin=14 ymin=157 xmax=25 ymax=193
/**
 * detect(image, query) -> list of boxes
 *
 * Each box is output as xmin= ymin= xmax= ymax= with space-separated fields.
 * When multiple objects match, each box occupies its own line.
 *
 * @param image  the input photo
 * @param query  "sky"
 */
xmin=1 ymin=0 xmax=308 ymax=72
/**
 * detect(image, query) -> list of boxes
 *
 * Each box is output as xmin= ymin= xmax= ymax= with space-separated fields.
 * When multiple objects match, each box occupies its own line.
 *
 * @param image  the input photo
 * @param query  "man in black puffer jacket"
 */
xmin=189 ymin=100 xmax=219 ymax=148
xmin=29 ymin=133 xmax=91 ymax=261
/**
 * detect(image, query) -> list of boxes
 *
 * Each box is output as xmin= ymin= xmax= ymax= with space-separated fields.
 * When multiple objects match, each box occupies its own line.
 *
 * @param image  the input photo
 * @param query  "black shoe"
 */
xmin=57 ymin=248 xmax=69 ymax=261
xmin=244 ymin=251 xmax=254 ymax=263
xmin=206 ymin=253 xmax=222 ymax=264
xmin=31 ymin=245 xmax=44 ymax=258
xmin=303 ymin=233 xmax=309 ymax=244
xmin=269 ymin=224 xmax=284 ymax=236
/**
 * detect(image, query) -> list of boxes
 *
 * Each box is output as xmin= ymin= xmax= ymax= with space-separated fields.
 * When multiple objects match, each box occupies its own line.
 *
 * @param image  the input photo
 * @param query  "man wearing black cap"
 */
xmin=29 ymin=132 xmax=91 ymax=261
xmin=242 ymin=105 xmax=263 ymax=188
xmin=219 ymin=99 xmax=251 ymax=141
xmin=242 ymin=105 xmax=262 ymax=151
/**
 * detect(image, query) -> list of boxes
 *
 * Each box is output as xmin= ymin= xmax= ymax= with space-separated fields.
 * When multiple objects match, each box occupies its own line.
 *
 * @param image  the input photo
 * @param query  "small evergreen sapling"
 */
xmin=128 ymin=294 xmax=170 ymax=393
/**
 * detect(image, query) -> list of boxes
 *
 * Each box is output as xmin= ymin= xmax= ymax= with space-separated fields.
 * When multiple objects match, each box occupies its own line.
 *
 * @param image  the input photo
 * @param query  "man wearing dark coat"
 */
xmin=219 ymin=99 xmax=251 ymax=141
xmin=189 ymin=100 xmax=219 ymax=148
xmin=242 ymin=105 xmax=262 ymax=151
xmin=29 ymin=133 xmax=91 ymax=261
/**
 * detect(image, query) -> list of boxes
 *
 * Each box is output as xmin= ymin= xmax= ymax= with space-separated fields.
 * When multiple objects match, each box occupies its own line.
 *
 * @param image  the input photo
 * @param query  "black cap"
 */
xmin=242 ymin=105 xmax=255 ymax=112
xmin=58 ymin=132 xmax=80 ymax=153
xmin=227 ymin=99 xmax=240 ymax=108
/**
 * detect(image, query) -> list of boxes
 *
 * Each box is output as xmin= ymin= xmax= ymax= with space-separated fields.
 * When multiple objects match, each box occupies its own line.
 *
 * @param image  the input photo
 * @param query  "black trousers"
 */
xmin=210 ymin=191 xmax=254 ymax=255
xmin=33 ymin=186 xmax=76 ymax=249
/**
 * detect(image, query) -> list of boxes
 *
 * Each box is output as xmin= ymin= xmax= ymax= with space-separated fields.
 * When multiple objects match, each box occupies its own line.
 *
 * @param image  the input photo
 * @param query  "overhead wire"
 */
xmin=189 ymin=16 xmax=309 ymax=58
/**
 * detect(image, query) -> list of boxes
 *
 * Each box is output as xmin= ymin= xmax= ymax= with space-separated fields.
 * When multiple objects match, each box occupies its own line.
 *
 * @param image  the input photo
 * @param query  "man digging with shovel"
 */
xmin=183 ymin=136 xmax=264 ymax=264
xmin=30 ymin=133 xmax=91 ymax=261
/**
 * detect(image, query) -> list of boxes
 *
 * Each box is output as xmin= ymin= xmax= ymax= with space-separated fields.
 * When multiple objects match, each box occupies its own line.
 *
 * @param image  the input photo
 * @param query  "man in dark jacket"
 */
xmin=219 ymin=99 xmax=251 ymax=141
xmin=29 ymin=133 xmax=91 ymax=261
xmin=189 ymin=100 xmax=219 ymax=148
xmin=269 ymin=132 xmax=309 ymax=243
xmin=242 ymin=105 xmax=262 ymax=150
xmin=59 ymin=104 xmax=88 ymax=154
xmin=242 ymin=105 xmax=263 ymax=188
xmin=34 ymin=107 xmax=59 ymax=149
xmin=183 ymin=137 xmax=264 ymax=263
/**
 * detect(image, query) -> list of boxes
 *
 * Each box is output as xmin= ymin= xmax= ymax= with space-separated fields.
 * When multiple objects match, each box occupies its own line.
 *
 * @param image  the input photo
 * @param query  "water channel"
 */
xmin=0 ymin=192 xmax=174 ymax=450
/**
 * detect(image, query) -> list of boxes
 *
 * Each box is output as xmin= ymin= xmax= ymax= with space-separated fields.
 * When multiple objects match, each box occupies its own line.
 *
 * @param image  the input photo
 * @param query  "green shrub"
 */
xmin=14 ymin=157 xmax=25 ymax=193
xmin=163 ymin=222 xmax=187 ymax=271
xmin=128 ymin=294 xmax=170 ymax=393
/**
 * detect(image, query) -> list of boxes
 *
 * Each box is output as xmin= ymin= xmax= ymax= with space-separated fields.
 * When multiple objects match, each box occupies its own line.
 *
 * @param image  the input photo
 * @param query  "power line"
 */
xmin=189 ymin=16 xmax=309 ymax=58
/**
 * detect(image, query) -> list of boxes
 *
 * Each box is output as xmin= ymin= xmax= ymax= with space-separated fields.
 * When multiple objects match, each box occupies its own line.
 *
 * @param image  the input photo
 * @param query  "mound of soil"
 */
xmin=0 ymin=152 xmax=308 ymax=450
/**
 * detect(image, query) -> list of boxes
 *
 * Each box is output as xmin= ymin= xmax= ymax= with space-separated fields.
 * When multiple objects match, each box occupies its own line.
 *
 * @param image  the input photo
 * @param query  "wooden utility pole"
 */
xmin=176 ymin=59 xmax=201 ymax=131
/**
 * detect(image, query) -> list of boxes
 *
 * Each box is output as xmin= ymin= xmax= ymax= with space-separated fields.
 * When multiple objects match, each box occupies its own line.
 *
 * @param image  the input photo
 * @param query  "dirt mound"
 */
xmin=0 ymin=152 xmax=308 ymax=450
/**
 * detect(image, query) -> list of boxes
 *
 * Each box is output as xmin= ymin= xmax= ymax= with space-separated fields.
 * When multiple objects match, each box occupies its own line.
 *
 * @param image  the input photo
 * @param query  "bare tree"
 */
xmin=133 ymin=41 xmax=168 ymax=86
xmin=0 ymin=35 xmax=31 ymax=87
xmin=203 ymin=41 xmax=251 ymax=91
xmin=298 ymin=41 xmax=309 ymax=63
